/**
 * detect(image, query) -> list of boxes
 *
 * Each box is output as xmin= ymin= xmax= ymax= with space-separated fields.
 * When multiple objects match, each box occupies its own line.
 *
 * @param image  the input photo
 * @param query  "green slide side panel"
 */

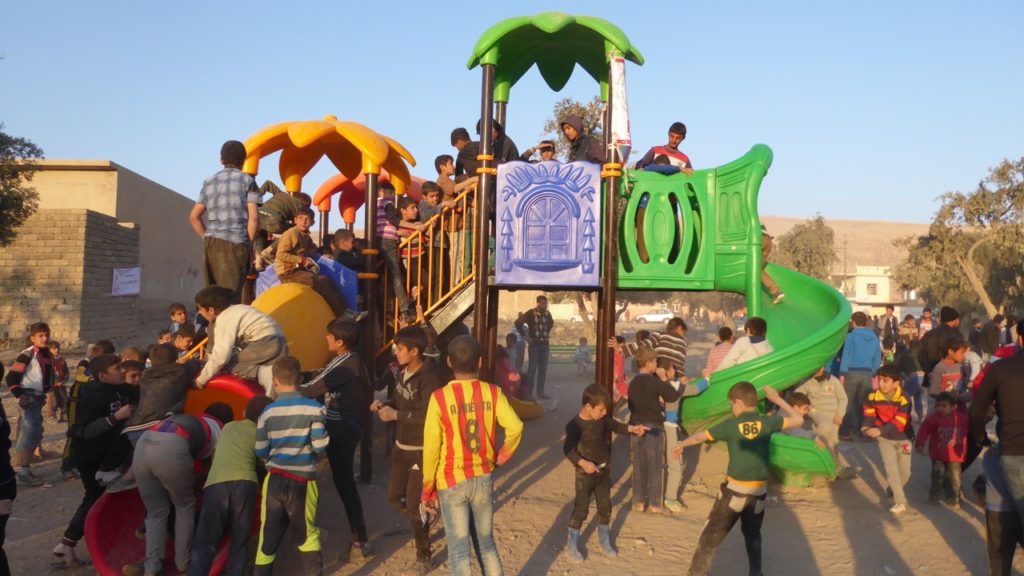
xmin=681 ymin=264 xmax=852 ymax=430
xmin=617 ymin=145 xmax=772 ymax=301
xmin=770 ymin=434 xmax=838 ymax=486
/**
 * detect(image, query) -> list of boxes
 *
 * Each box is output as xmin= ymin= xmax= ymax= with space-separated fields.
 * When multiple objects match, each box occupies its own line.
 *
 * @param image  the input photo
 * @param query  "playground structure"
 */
xmin=89 ymin=12 xmax=854 ymax=575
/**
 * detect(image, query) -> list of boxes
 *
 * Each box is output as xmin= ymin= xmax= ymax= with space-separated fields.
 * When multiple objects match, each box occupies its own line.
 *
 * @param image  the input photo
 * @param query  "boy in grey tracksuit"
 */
xmin=794 ymin=366 xmax=848 ymax=456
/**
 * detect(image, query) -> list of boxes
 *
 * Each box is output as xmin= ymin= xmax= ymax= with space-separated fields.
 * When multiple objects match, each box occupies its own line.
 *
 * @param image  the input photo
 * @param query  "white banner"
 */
xmin=609 ymin=55 xmax=632 ymax=163
xmin=112 ymin=267 xmax=141 ymax=296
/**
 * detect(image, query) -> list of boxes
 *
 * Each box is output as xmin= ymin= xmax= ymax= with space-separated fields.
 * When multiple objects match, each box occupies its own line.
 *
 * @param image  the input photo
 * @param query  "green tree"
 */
xmin=541 ymin=96 xmax=604 ymax=161
xmin=769 ymin=214 xmax=837 ymax=282
xmin=0 ymin=125 xmax=44 ymax=247
xmin=894 ymin=158 xmax=1024 ymax=317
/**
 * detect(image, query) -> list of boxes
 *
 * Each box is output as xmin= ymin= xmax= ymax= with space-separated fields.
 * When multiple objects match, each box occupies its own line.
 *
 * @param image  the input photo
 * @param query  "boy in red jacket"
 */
xmin=916 ymin=392 xmax=969 ymax=508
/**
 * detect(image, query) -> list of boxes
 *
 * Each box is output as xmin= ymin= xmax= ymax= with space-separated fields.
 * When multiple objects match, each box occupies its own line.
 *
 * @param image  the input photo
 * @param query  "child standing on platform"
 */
xmin=563 ymin=384 xmax=646 ymax=561
xmin=575 ymin=337 xmax=592 ymax=374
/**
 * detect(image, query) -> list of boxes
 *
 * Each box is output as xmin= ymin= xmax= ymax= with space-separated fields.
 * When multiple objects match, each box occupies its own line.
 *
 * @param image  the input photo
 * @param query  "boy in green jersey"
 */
xmin=673 ymin=383 xmax=803 ymax=576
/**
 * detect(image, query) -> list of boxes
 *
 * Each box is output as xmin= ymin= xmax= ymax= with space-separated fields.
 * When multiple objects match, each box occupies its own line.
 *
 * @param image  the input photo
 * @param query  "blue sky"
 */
xmin=2 ymin=1 xmax=1021 ymax=224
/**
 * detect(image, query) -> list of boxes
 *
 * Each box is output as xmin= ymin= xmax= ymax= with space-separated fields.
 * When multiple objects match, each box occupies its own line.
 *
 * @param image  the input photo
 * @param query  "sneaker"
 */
xmin=17 ymin=469 xmax=43 ymax=487
xmin=341 ymin=309 xmax=369 ymax=322
xmin=52 ymin=541 xmax=86 ymax=567
xmin=121 ymin=561 xmax=157 ymax=576
xmin=663 ymin=499 xmax=684 ymax=514
xmin=95 ymin=470 xmax=122 ymax=486
xmin=106 ymin=476 xmax=137 ymax=493
xmin=341 ymin=541 xmax=374 ymax=564
xmin=890 ymin=503 xmax=906 ymax=515
xmin=772 ymin=292 xmax=786 ymax=305
xmin=62 ymin=469 xmax=80 ymax=482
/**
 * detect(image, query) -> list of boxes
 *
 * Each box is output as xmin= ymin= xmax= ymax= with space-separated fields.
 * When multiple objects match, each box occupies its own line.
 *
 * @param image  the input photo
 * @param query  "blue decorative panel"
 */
xmin=495 ymin=161 xmax=601 ymax=288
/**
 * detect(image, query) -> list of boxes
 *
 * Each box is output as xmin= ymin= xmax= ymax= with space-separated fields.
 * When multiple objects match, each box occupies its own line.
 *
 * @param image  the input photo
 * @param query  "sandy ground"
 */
xmin=4 ymin=359 xmax=1020 ymax=575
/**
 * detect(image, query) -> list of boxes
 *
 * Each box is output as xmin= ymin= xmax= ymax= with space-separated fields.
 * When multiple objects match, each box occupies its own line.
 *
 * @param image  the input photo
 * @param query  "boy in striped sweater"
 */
xmin=422 ymin=335 xmax=524 ymax=576
xmin=254 ymin=356 xmax=329 ymax=576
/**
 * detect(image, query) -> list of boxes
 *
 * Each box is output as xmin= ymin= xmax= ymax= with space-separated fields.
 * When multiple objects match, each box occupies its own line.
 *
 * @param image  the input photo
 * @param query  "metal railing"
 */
xmin=376 ymin=188 xmax=477 ymax=355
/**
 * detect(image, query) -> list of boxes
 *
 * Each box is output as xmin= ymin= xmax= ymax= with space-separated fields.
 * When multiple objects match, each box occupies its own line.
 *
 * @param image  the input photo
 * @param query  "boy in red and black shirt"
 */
xmin=916 ymin=392 xmax=968 ymax=507
xmin=862 ymin=364 xmax=914 ymax=514
xmin=5 ymin=322 xmax=54 ymax=487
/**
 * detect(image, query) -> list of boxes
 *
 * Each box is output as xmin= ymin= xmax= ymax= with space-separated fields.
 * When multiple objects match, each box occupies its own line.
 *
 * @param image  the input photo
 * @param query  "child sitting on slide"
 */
xmin=275 ymin=207 xmax=360 ymax=320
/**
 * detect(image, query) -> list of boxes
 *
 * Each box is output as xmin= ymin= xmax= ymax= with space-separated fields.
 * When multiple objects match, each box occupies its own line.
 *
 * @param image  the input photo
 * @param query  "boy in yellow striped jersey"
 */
xmin=422 ymin=335 xmax=523 ymax=576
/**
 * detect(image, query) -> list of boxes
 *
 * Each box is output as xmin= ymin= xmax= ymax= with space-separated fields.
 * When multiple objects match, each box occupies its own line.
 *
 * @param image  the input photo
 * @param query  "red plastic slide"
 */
xmin=84 ymin=374 xmax=265 ymax=576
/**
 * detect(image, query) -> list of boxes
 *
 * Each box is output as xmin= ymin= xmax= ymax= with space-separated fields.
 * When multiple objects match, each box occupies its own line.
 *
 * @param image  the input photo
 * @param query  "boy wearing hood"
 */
xmin=371 ymin=326 xmax=444 ymax=575
xmin=560 ymin=115 xmax=604 ymax=164
xmin=840 ymin=312 xmax=883 ymax=440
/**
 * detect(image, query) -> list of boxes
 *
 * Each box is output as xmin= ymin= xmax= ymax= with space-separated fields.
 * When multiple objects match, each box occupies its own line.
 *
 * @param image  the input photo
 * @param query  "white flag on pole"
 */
xmin=609 ymin=56 xmax=631 ymax=164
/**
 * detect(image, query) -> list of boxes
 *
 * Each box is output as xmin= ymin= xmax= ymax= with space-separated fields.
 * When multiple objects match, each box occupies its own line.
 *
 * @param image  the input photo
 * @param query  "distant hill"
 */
xmin=760 ymin=216 xmax=930 ymax=273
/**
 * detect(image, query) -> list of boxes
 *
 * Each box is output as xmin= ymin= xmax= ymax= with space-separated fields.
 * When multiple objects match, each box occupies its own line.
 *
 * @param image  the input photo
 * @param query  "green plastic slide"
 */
xmin=682 ymin=264 xmax=851 ymax=484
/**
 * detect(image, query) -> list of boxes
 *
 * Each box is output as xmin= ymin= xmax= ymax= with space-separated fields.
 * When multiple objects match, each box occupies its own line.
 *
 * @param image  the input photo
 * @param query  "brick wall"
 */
xmin=0 ymin=209 xmax=146 ymax=350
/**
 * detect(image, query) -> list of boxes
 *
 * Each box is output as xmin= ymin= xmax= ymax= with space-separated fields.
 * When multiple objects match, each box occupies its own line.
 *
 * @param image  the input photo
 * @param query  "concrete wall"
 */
xmin=0 ymin=209 xmax=140 ymax=349
xmin=114 ymin=166 xmax=203 ymax=303
xmin=0 ymin=161 xmax=204 ymax=350
xmin=30 ymin=160 xmax=203 ymax=306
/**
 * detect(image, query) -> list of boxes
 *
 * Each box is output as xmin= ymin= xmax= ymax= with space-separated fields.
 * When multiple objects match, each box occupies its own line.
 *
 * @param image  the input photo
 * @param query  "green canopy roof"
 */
xmin=468 ymin=12 xmax=643 ymax=102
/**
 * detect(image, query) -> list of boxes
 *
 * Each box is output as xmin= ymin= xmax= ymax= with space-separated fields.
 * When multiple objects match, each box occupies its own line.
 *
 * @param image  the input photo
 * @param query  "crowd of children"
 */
xmin=3 ymin=128 xmax=1024 ymax=575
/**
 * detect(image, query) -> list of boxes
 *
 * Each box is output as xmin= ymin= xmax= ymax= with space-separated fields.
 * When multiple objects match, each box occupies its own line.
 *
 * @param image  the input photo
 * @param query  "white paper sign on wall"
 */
xmin=112 ymin=267 xmax=141 ymax=296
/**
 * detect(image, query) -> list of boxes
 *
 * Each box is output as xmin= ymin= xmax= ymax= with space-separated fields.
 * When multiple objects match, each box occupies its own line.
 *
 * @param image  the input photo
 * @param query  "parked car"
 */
xmin=569 ymin=312 xmax=595 ymax=323
xmin=635 ymin=309 xmax=675 ymax=323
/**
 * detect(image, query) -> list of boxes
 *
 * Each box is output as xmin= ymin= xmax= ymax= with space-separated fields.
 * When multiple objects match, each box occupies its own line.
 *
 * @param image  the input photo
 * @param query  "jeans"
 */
xmin=841 ymin=371 xmax=873 ymax=436
xmin=986 ymin=509 xmax=1024 ymax=576
xmin=527 ymin=341 xmax=550 ymax=398
xmin=380 ymin=238 xmax=411 ymax=314
xmin=903 ymin=373 xmax=926 ymax=421
xmin=688 ymin=483 xmax=766 ymax=576
xmin=999 ymin=454 xmax=1024 ymax=527
xmin=664 ymin=423 xmax=682 ymax=502
xmin=439 ymin=475 xmax=502 ymax=576
xmin=189 ymin=480 xmax=257 ymax=576
xmin=631 ymin=429 xmax=665 ymax=507
xmin=14 ymin=395 xmax=43 ymax=453
xmin=878 ymin=438 xmax=912 ymax=506
xmin=569 ymin=468 xmax=611 ymax=530
xmin=929 ymin=460 xmax=962 ymax=503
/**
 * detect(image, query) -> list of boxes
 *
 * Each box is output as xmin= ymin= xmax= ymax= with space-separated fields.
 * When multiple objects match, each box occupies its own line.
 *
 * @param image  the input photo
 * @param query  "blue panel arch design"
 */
xmin=495 ymin=161 xmax=601 ymax=287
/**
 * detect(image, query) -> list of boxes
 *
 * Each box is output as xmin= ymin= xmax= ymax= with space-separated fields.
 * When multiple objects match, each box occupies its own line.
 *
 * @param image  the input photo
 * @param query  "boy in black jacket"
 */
xmin=371 ymin=326 xmax=444 ymax=575
xmin=564 ymin=384 xmax=647 ymax=562
xmin=53 ymin=354 xmax=135 ymax=567
xmin=302 ymin=319 xmax=374 ymax=562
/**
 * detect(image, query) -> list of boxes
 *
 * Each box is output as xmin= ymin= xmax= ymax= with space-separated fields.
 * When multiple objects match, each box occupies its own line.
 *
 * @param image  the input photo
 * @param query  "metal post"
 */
xmin=473 ymin=64 xmax=496 ymax=367
xmin=596 ymin=71 xmax=620 ymax=396
xmin=319 ymin=209 xmax=330 ymax=247
xmin=495 ymin=101 xmax=507 ymax=134
xmin=359 ymin=172 xmax=379 ymax=484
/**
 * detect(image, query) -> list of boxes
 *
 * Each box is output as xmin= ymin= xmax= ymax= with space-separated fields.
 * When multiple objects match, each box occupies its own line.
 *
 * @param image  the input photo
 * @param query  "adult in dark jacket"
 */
xmin=918 ymin=306 xmax=963 ymax=383
xmin=981 ymin=315 xmax=1006 ymax=358
xmin=0 ymin=394 xmax=15 ymax=575
xmin=122 ymin=343 xmax=191 ymax=439
xmin=560 ymin=114 xmax=604 ymax=164
xmin=970 ymin=319 xmax=1024 ymax=525
xmin=53 ymin=354 xmax=135 ymax=567
xmin=476 ymin=118 xmax=520 ymax=165
xmin=371 ymin=327 xmax=444 ymax=574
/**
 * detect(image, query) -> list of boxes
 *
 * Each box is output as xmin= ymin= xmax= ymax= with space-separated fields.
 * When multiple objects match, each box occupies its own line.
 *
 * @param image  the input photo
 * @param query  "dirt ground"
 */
xmin=4 ymin=357 xmax=1019 ymax=575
